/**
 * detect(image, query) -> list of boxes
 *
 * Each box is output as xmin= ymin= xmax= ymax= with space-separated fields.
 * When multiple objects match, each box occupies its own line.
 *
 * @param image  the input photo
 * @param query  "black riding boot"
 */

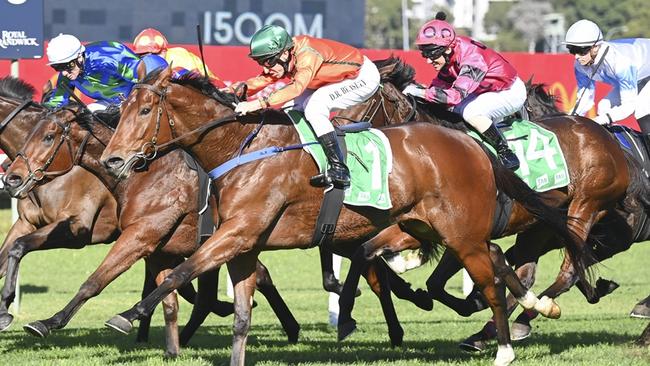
xmin=310 ymin=131 xmax=351 ymax=188
xmin=481 ymin=124 xmax=520 ymax=171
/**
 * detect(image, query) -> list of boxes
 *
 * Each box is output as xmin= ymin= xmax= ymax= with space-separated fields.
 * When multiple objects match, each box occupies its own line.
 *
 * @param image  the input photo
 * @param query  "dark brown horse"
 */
xmin=2 ymin=101 xmax=299 ymax=355
xmin=339 ymin=62 xmax=635 ymax=350
xmin=98 ymin=67 xmax=590 ymax=366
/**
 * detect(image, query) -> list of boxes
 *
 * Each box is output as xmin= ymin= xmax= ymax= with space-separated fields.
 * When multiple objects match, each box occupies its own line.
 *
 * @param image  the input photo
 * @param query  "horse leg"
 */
xmin=364 ymin=259 xmax=403 ymax=347
xmin=179 ymin=269 xmax=219 ymax=346
xmin=148 ymin=257 xmax=181 ymax=358
xmin=382 ymin=260 xmax=433 ymax=311
xmin=105 ymin=220 xmax=263 ymax=336
xmin=254 ymin=259 xmax=300 ymax=344
xmin=637 ymin=321 xmax=650 ymax=346
xmin=426 ymin=249 xmax=481 ymax=316
xmin=0 ymin=218 xmax=36 ymax=330
xmin=631 ymin=294 xmax=650 ymax=319
xmin=337 ymin=225 xmax=415 ymax=341
xmin=227 ymin=252 xmax=258 ymax=366
xmin=453 ymin=241 xmax=514 ymax=366
xmin=23 ymin=223 xmax=159 ymax=338
xmin=136 ymin=262 xmax=157 ymax=343
xmin=1 ymin=218 xmax=93 ymax=332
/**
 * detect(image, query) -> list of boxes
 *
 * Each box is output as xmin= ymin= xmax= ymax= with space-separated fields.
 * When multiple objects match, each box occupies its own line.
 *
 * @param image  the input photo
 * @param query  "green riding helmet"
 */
xmin=248 ymin=25 xmax=294 ymax=61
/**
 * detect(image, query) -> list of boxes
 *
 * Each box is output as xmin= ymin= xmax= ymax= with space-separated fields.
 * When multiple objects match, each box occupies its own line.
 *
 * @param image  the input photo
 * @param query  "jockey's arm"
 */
xmin=424 ymin=59 xmax=487 ymax=106
xmin=43 ymin=73 xmax=72 ymax=108
xmin=573 ymin=67 xmax=596 ymax=116
xmin=593 ymin=62 xmax=638 ymax=125
xmin=265 ymin=52 xmax=322 ymax=106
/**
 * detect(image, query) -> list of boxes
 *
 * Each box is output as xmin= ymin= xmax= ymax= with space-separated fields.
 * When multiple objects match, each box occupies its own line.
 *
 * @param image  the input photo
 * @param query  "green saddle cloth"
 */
xmin=286 ymin=110 xmax=393 ymax=210
xmin=470 ymin=119 xmax=570 ymax=192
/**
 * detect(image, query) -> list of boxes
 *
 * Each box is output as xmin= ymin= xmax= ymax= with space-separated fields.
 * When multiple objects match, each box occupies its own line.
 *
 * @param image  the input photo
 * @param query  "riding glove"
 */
xmin=402 ymin=83 xmax=426 ymax=99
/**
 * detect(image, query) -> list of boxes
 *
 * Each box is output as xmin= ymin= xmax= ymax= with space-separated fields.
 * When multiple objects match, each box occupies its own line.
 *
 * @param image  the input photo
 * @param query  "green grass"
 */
xmin=0 ymin=209 xmax=648 ymax=365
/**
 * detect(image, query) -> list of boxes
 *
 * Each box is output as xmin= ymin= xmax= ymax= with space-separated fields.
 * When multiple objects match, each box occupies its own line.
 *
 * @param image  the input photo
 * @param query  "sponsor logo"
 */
xmin=0 ymin=30 xmax=39 ymax=49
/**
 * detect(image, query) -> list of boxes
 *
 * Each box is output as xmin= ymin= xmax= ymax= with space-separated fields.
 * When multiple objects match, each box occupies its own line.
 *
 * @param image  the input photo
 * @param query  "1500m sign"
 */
xmin=202 ymin=11 xmax=323 ymax=45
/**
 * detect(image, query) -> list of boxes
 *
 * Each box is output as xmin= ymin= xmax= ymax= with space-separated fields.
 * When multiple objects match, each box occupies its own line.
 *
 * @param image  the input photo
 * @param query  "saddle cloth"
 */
xmin=286 ymin=110 xmax=393 ymax=210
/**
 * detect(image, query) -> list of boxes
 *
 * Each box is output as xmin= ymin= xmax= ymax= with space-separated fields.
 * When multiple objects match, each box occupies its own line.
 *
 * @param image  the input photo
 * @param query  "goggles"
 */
xmin=567 ymin=45 xmax=593 ymax=56
xmin=51 ymin=59 xmax=77 ymax=72
xmin=255 ymin=55 xmax=281 ymax=68
xmin=419 ymin=46 xmax=446 ymax=60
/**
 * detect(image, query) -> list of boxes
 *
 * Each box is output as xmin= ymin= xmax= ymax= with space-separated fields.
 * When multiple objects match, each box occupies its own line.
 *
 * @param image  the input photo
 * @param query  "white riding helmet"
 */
xmin=563 ymin=19 xmax=603 ymax=47
xmin=46 ymin=33 xmax=85 ymax=65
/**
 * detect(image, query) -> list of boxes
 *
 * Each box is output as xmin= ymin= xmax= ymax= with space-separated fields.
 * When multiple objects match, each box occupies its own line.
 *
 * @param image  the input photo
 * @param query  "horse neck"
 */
xmin=0 ymin=97 xmax=44 ymax=159
xmin=74 ymin=122 xmax=120 ymax=189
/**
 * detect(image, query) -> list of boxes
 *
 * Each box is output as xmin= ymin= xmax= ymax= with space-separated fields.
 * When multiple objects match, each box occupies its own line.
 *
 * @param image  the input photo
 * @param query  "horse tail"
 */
xmin=485 ymin=150 xmax=594 ymax=291
xmin=622 ymin=151 xmax=650 ymax=212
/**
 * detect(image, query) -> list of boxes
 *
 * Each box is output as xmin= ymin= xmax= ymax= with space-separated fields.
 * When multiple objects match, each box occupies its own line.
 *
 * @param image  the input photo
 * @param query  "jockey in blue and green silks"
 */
xmin=43 ymin=33 xmax=168 ymax=111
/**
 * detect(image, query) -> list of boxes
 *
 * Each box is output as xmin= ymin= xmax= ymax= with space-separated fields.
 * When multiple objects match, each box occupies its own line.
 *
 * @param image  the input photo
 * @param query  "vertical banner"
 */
xmin=0 ymin=0 xmax=44 ymax=59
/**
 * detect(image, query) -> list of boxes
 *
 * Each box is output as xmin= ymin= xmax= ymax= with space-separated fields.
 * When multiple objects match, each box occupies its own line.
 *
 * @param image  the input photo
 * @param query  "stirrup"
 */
xmin=499 ymin=150 xmax=520 ymax=171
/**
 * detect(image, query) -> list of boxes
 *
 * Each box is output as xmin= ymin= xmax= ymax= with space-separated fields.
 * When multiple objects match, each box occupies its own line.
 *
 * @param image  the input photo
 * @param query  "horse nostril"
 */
xmin=104 ymin=156 xmax=125 ymax=170
xmin=5 ymin=174 xmax=23 ymax=188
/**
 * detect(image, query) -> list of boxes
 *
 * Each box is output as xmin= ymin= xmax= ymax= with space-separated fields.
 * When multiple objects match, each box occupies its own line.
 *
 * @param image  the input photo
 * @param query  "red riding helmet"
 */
xmin=132 ymin=28 xmax=169 ymax=55
xmin=415 ymin=19 xmax=456 ymax=48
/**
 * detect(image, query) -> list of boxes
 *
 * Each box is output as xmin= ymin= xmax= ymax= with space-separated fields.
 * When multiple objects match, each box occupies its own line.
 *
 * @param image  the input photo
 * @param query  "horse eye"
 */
xmin=44 ymin=134 xmax=54 ymax=143
xmin=140 ymin=107 xmax=151 ymax=115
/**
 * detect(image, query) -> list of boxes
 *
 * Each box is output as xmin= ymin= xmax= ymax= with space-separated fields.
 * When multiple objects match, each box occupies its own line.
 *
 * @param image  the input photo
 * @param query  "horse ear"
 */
xmin=525 ymin=75 xmax=534 ymax=88
xmin=157 ymin=66 xmax=173 ymax=88
xmin=136 ymin=61 xmax=148 ymax=81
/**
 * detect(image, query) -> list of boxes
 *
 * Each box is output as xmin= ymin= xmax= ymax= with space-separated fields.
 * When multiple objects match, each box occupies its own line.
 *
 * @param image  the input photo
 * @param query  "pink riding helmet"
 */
xmin=415 ymin=19 xmax=456 ymax=48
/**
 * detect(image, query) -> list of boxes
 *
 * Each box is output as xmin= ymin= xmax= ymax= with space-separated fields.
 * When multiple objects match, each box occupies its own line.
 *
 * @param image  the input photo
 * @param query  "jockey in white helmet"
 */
xmin=565 ymin=19 xmax=650 ymax=133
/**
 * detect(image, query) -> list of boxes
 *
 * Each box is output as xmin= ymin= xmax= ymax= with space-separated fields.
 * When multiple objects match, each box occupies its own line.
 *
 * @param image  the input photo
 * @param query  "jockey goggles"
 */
xmin=255 ymin=54 xmax=282 ymax=68
xmin=51 ymin=59 xmax=78 ymax=72
xmin=419 ymin=46 xmax=447 ymax=60
xmin=566 ymin=45 xmax=593 ymax=56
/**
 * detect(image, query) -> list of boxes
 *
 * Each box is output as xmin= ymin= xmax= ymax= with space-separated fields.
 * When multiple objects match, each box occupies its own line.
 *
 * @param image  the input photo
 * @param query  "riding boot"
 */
xmin=310 ymin=131 xmax=351 ymax=188
xmin=481 ymin=124 xmax=520 ymax=171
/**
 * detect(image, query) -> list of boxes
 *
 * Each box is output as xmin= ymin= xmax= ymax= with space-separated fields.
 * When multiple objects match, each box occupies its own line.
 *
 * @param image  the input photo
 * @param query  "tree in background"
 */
xmin=365 ymin=0 xmax=453 ymax=49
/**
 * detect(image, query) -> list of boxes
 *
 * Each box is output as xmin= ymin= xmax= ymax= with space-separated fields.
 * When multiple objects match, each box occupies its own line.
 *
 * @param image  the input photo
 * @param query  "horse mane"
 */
xmin=373 ymin=56 xmax=416 ymax=91
xmin=157 ymin=70 xmax=238 ymax=107
xmin=0 ymin=76 xmax=36 ymax=101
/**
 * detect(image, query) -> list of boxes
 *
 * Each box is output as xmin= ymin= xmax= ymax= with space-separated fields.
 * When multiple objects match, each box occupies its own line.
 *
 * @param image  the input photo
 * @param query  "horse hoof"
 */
xmin=494 ymin=344 xmax=515 ymax=366
xmin=458 ymin=334 xmax=488 ymax=353
xmin=630 ymin=303 xmax=650 ymax=319
xmin=337 ymin=319 xmax=357 ymax=341
xmin=105 ymin=315 xmax=133 ymax=334
xmin=510 ymin=322 xmax=532 ymax=341
xmin=164 ymin=350 xmax=179 ymax=359
xmin=535 ymin=296 xmax=561 ymax=319
xmin=413 ymin=289 xmax=433 ymax=311
xmin=389 ymin=328 xmax=404 ymax=347
xmin=595 ymin=278 xmax=620 ymax=297
xmin=0 ymin=312 xmax=14 ymax=331
xmin=286 ymin=324 xmax=300 ymax=344
xmin=23 ymin=321 xmax=50 ymax=338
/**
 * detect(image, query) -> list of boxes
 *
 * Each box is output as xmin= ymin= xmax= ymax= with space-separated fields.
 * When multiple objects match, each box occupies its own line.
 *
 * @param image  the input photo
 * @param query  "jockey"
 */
xmin=43 ymin=33 xmax=168 ymax=111
xmin=132 ymin=28 xmax=224 ymax=87
xmin=564 ymin=19 xmax=650 ymax=133
xmin=232 ymin=25 xmax=381 ymax=188
xmin=403 ymin=13 xmax=524 ymax=171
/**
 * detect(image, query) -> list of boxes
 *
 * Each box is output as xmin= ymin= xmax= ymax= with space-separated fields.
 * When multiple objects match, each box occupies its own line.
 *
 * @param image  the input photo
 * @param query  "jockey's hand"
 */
xmin=402 ymin=83 xmax=426 ymax=99
xmin=592 ymin=114 xmax=612 ymax=126
xmin=234 ymin=100 xmax=262 ymax=116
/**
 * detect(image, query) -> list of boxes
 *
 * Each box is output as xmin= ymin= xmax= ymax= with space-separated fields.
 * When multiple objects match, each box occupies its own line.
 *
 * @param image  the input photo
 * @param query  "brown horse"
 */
xmin=338 ymin=61 xmax=634 ymax=349
xmin=0 ymin=77 xmax=244 ymax=344
xmin=98 ymin=67 xmax=590 ymax=365
xmin=2 ymin=101 xmax=299 ymax=355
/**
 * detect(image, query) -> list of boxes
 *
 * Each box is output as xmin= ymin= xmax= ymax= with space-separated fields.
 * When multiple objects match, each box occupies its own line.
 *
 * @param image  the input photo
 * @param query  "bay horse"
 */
xmin=98 ymin=67 xmax=590 ymax=366
xmin=0 ymin=77 xmax=245 ymax=346
xmin=338 ymin=61 xmax=634 ymax=349
xmin=2 ymin=101 xmax=299 ymax=355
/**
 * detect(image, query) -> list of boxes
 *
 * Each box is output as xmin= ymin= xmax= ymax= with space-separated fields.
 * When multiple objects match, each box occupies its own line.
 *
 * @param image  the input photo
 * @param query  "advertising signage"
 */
xmin=0 ymin=0 xmax=44 ymax=59
xmin=43 ymin=0 xmax=365 ymax=47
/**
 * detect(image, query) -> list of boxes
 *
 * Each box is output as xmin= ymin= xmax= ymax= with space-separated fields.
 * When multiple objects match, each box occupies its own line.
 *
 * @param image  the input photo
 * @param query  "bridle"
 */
xmin=0 ymin=98 xmax=35 ymax=134
xmin=114 ymin=82 xmax=239 ymax=178
xmin=13 ymin=105 xmax=91 ymax=185
xmin=333 ymin=84 xmax=417 ymax=127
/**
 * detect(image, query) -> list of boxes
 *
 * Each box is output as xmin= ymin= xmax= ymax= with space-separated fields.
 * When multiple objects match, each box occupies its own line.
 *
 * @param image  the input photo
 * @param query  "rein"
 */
xmin=14 ymin=110 xmax=90 ymax=185
xmin=332 ymin=84 xmax=416 ymax=127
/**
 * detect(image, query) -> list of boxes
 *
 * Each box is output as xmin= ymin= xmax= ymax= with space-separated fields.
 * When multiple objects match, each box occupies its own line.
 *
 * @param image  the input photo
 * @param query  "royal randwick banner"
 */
xmin=0 ymin=0 xmax=43 ymax=59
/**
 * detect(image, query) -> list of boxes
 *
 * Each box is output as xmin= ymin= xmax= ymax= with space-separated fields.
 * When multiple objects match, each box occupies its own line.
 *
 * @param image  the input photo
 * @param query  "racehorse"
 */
xmin=338 ymin=61 xmax=636 ymax=349
xmin=2 ymin=100 xmax=299 ymax=356
xmin=97 ymin=67 xmax=590 ymax=366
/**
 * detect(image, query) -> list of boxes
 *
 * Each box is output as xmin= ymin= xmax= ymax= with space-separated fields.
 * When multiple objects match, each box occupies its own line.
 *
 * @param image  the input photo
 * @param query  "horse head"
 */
xmin=101 ymin=66 xmax=239 ymax=179
xmin=3 ymin=104 xmax=87 ymax=198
